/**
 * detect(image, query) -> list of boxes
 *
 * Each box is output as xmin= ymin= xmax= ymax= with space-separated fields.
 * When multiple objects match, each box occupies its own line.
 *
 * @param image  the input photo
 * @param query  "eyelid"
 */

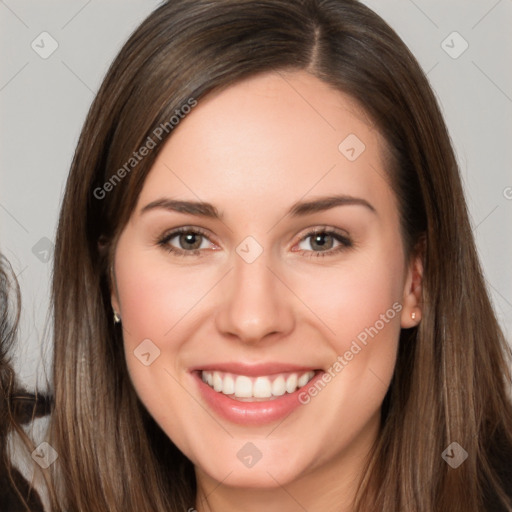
xmin=297 ymin=224 xmax=350 ymax=238
xmin=158 ymin=225 xmax=214 ymax=241
xmin=291 ymin=225 xmax=351 ymax=246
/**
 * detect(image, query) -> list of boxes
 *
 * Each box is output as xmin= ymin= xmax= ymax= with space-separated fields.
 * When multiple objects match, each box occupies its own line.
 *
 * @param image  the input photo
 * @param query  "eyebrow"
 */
xmin=140 ymin=199 xmax=221 ymax=218
xmin=140 ymin=194 xmax=376 ymax=219
xmin=289 ymin=195 xmax=376 ymax=216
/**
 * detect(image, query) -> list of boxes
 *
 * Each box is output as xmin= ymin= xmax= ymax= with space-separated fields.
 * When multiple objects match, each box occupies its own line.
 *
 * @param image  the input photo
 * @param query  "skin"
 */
xmin=111 ymin=70 xmax=422 ymax=512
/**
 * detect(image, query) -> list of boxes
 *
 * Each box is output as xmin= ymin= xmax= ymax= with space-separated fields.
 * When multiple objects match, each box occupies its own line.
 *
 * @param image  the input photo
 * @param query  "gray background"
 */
xmin=1 ymin=0 xmax=511 ymax=392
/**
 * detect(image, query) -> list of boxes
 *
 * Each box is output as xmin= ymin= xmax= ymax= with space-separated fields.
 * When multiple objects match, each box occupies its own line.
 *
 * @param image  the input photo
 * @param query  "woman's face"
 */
xmin=112 ymin=71 xmax=421 ymax=498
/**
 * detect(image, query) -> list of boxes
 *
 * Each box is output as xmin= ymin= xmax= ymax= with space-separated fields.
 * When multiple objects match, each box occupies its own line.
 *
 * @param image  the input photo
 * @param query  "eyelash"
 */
xmin=155 ymin=226 xmax=353 ymax=258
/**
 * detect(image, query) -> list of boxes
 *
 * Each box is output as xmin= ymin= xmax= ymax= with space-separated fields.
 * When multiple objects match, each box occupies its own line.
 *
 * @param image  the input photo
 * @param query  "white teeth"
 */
xmin=234 ymin=376 xmax=252 ymax=398
xmin=285 ymin=373 xmax=298 ymax=393
xmin=253 ymin=377 xmax=272 ymax=398
xmin=298 ymin=372 xmax=311 ymax=387
xmin=222 ymin=374 xmax=235 ymax=395
xmin=201 ymin=370 xmax=316 ymax=399
xmin=213 ymin=371 xmax=223 ymax=392
xmin=271 ymin=376 xmax=286 ymax=396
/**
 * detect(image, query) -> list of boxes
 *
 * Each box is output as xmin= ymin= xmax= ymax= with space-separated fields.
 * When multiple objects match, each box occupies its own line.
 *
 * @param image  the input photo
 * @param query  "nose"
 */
xmin=215 ymin=253 xmax=295 ymax=344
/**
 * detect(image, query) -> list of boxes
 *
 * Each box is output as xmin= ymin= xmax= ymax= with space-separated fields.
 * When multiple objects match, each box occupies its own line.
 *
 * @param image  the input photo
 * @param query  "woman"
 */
xmin=50 ymin=0 xmax=512 ymax=510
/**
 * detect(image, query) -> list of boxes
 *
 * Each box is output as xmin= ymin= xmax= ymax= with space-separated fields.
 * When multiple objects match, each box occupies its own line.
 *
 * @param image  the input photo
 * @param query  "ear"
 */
xmin=110 ymin=263 xmax=121 ymax=317
xmin=98 ymin=235 xmax=121 ymax=316
xmin=400 ymin=241 xmax=424 ymax=329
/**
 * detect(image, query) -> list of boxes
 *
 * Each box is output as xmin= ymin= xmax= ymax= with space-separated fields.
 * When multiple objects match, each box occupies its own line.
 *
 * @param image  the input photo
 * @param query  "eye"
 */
xmin=157 ymin=227 xmax=216 ymax=256
xmin=296 ymin=228 xmax=352 ymax=257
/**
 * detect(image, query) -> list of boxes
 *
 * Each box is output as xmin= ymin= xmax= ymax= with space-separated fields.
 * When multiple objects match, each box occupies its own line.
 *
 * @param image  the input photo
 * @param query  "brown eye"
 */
xmin=297 ymin=229 xmax=353 ymax=256
xmin=178 ymin=232 xmax=203 ymax=250
xmin=158 ymin=227 xmax=214 ymax=255
xmin=309 ymin=233 xmax=334 ymax=251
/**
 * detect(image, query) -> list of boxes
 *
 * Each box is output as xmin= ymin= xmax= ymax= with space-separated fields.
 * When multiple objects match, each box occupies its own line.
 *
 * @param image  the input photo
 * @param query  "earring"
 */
xmin=411 ymin=311 xmax=416 ymax=320
xmin=113 ymin=311 xmax=121 ymax=324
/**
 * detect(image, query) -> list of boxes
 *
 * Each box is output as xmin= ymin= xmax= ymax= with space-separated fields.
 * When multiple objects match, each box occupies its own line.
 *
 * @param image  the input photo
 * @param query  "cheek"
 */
xmin=285 ymin=252 xmax=403 ymax=457
xmin=114 ymin=250 xmax=225 ymax=445
xmin=290 ymin=241 xmax=405 ymax=420
xmin=293 ymin=248 xmax=404 ymax=352
xmin=113 ymin=251 xmax=184 ymax=406
xmin=115 ymin=251 xmax=216 ymax=348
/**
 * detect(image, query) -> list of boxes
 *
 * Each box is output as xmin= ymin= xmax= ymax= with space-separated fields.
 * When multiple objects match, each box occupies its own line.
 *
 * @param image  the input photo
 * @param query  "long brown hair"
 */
xmin=51 ymin=0 xmax=512 ymax=510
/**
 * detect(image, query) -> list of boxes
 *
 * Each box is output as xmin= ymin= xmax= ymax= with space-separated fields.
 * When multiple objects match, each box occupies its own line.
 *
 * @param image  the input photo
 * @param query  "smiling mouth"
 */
xmin=200 ymin=370 xmax=317 ymax=402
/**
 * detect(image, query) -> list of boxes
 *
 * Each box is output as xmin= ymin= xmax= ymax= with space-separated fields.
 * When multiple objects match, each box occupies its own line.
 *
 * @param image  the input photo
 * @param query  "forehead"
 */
xmin=135 ymin=70 xmax=396 ymax=222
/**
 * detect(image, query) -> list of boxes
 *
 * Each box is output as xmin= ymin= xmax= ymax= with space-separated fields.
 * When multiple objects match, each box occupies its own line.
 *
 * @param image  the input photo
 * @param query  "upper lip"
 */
xmin=190 ymin=362 xmax=320 ymax=377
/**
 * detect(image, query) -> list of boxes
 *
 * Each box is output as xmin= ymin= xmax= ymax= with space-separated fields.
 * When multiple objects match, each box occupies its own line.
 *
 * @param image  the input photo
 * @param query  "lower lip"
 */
xmin=193 ymin=371 xmax=324 ymax=426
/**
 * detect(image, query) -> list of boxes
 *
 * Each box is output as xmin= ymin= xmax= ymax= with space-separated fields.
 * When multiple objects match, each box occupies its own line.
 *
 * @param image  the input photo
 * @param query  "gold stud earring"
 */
xmin=113 ymin=311 xmax=121 ymax=324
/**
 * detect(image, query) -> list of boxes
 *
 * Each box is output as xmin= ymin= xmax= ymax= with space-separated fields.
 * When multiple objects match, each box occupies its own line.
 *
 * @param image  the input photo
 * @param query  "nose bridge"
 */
xmin=215 ymin=246 xmax=294 ymax=342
